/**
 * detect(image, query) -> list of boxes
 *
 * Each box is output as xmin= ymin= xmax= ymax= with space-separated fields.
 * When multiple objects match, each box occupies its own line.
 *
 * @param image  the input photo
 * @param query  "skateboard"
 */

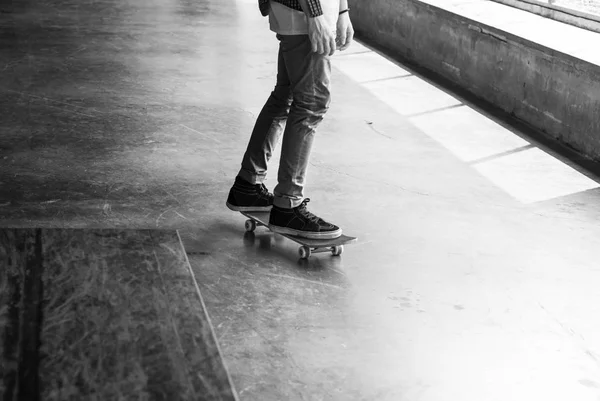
xmin=240 ymin=211 xmax=357 ymax=259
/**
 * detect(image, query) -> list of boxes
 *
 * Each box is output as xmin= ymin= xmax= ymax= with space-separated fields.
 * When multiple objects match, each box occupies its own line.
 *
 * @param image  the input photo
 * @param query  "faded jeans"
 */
xmin=237 ymin=34 xmax=331 ymax=208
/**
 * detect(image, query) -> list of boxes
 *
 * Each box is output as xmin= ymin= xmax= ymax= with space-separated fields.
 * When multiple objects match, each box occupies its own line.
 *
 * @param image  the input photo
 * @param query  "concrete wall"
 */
xmin=349 ymin=0 xmax=600 ymax=161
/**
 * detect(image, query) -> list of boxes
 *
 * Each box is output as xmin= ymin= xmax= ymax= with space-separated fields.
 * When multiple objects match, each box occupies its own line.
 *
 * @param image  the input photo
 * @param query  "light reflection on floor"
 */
xmin=332 ymin=48 xmax=600 ymax=204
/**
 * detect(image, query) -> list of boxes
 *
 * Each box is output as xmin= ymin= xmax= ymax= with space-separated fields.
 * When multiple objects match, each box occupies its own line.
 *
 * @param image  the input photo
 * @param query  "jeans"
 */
xmin=238 ymin=34 xmax=332 ymax=208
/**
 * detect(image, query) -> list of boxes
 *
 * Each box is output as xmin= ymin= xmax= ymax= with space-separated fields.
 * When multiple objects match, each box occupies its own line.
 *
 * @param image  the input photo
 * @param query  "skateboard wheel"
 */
xmin=299 ymin=246 xmax=311 ymax=259
xmin=245 ymin=219 xmax=256 ymax=232
xmin=332 ymin=245 xmax=343 ymax=256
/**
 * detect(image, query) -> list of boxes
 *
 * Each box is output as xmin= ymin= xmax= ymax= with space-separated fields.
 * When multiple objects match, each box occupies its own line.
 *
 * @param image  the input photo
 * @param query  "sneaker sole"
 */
xmin=226 ymin=202 xmax=273 ymax=212
xmin=268 ymin=224 xmax=343 ymax=240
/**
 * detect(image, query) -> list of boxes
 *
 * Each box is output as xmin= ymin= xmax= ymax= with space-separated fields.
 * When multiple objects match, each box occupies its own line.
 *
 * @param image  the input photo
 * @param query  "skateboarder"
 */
xmin=226 ymin=0 xmax=354 ymax=240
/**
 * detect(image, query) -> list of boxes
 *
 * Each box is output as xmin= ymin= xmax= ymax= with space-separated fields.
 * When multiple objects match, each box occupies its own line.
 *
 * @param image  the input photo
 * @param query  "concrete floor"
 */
xmin=2 ymin=0 xmax=600 ymax=400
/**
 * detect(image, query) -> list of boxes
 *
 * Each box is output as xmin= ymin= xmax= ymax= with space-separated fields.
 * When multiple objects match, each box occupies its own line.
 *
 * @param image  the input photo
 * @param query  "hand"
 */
xmin=308 ymin=15 xmax=337 ymax=56
xmin=336 ymin=12 xmax=354 ymax=51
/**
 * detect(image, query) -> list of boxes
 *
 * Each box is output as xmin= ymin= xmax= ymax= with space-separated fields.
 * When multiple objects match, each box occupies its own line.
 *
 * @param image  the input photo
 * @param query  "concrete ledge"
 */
xmin=349 ymin=0 xmax=600 ymax=161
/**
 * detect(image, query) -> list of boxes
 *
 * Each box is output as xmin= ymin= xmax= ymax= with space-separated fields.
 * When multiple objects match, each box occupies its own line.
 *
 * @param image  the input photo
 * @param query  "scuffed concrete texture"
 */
xmin=349 ymin=0 xmax=600 ymax=161
xmin=0 ymin=228 xmax=238 ymax=400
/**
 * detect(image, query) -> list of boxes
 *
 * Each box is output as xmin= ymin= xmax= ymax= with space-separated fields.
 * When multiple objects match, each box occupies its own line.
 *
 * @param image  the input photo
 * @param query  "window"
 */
xmin=547 ymin=0 xmax=600 ymax=16
xmin=492 ymin=0 xmax=600 ymax=33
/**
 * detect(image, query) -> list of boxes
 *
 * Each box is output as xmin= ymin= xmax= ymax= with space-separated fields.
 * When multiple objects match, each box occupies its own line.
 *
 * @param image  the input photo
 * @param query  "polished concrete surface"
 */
xmin=2 ymin=0 xmax=600 ymax=400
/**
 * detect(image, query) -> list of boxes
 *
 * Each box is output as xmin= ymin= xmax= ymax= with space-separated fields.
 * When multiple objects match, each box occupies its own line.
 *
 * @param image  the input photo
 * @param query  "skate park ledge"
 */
xmin=349 ymin=0 xmax=600 ymax=162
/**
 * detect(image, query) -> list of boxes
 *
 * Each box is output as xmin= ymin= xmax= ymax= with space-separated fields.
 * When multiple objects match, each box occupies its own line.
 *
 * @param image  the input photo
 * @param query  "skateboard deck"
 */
xmin=240 ymin=211 xmax=357 ymax=259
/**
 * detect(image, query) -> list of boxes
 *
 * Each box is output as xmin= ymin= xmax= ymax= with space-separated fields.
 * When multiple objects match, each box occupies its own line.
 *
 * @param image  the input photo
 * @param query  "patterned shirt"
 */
xmin=259 ymin=0 xmax=323 ymax=18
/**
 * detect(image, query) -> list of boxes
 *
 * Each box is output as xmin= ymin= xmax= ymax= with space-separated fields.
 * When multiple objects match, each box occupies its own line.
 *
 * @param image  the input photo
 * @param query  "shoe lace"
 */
xmin=258 ymin=184 xmax=272 ymax=198
xmin=297 ymin=198 xmax=321 ymax=224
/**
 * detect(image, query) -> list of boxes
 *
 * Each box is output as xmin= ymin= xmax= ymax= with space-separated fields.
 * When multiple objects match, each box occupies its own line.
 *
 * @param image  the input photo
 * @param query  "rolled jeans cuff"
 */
xmin=273 ymin=194 xmax=303 ymax=209
xmin=237 ymin=169 xmax=265 ymax=185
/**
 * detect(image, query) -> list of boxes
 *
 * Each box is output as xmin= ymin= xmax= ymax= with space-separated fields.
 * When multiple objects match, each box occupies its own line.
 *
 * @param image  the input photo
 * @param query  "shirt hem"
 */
xmin=269 ymin=28 xmax=309 ymax=35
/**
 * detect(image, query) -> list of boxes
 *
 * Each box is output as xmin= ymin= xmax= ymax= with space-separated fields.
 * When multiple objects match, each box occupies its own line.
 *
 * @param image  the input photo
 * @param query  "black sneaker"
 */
xmin=268 ymin=198 xmax=342 ymax=239
xmin=226 ymin=176 xmax=274 ymax=212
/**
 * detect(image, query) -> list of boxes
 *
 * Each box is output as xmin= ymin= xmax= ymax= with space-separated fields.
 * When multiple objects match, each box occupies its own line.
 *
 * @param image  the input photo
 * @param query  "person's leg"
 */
xmin=238 ymin=39 xmax=292 ymax=185
xmin=226 ymin=36 xmax=292 ymax=212
xmin=268 ymin=34 xmax=342 ymax=240
xmin=272 ymin=34 xmax=331 ymax=208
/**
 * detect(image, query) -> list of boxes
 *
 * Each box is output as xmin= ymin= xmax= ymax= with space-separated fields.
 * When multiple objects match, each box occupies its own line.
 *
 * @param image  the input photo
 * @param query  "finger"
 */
xmin=321 ymin=36 xmax=330 ymax=56
xmin=327 ymin=31 xmax=336 ymax=55
xmin=310 ymin=35 xmax=318 ymax=53
xmin=341 ymin=29 xmax=354 ymax=51
xmin=338 ymin=32 xmax=346 ymax=50
xmin=317 ymin=38 xmax=325 ymax=55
